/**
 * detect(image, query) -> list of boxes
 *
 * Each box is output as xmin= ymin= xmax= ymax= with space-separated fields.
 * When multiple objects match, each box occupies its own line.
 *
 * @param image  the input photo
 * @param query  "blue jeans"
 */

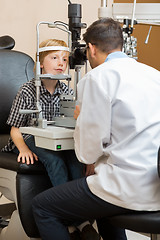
xmin=13 ymin=135 xmax=84 ymax=186
xmin=32 ymin=178 xmax=128 ymax=240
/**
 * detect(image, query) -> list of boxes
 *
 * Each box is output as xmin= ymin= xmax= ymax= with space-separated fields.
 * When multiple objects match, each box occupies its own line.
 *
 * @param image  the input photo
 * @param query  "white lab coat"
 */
xmin=74 ymin=53 xmax=160 ymax=211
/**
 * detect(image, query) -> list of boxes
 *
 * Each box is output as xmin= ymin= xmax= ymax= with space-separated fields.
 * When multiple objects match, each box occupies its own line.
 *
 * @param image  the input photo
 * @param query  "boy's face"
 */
xmin=41 ymin=50 xmax=68 ymax=75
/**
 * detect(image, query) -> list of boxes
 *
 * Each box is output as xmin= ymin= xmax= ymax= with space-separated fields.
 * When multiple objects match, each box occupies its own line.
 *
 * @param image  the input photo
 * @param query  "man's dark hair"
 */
xmin=83 ymin=18 xmax=123 ymax=53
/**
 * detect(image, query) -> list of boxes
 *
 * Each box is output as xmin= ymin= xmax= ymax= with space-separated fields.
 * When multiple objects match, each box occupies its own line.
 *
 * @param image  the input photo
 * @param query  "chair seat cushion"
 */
xmin=110 ymin=211 xmax=160 ymax=234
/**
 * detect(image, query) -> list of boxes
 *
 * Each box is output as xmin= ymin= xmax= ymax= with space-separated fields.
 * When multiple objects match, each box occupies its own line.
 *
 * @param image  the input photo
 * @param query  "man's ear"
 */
xmin=88 ymin=43 xmax=96 ymax=58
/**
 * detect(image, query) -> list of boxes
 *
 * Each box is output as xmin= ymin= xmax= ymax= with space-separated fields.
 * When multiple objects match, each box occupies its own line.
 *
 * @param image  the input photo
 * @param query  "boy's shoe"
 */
xmin=70 ymin=229 xmax=81 ymax=240
xmin=80 ymin=224 xmax=101 ymax=240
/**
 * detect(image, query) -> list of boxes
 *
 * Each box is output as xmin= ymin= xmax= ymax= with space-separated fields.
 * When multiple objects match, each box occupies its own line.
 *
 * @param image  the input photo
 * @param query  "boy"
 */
xmin=2 ymin=39 xmax=84 ymax=186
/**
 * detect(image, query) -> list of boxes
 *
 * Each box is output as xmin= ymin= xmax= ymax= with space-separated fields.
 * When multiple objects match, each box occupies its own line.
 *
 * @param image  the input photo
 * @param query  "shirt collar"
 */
xmin=33 ymin=79 xmax=63 ymax=96
xmin=54 ymin=81 xmax=63 ymax=95
xmin=105 ymin=51 xmax=128 ymax=62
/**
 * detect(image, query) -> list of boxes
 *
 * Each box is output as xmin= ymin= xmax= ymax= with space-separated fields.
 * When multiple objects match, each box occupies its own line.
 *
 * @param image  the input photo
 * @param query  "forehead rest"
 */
xmin=39 ymin=46 xmax=70 ymax=53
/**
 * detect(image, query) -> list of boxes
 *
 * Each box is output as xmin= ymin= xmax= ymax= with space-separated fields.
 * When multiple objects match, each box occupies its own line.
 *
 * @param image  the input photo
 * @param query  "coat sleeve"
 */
xmin=74 ymin=74 xmax=111 ymax=164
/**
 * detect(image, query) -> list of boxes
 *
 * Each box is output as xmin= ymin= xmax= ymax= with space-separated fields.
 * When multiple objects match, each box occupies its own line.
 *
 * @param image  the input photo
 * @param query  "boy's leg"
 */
xmin=14 ymin=135 xmax=69 ymax=186
xmin=62 ymin=150 xmax=85 ymax=180
xmin=32 ymin=177 xmax=130 ymax=240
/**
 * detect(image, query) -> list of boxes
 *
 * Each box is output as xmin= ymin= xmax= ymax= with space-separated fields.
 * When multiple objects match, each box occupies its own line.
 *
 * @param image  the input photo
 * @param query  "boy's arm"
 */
xmin=10 ymin=126 xmax=38 ymax=165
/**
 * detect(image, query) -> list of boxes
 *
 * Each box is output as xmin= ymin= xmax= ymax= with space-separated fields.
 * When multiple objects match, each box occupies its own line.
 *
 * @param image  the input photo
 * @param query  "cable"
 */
xmin=68 ymin=0 xmax=72 ymax=4
xmin=54 ymin=21 xmax=69 ymax=27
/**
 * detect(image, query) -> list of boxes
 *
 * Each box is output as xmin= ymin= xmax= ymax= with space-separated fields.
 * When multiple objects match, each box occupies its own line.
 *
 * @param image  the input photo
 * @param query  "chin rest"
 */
xmin=0 ymin=37 xmax=52 ymax=240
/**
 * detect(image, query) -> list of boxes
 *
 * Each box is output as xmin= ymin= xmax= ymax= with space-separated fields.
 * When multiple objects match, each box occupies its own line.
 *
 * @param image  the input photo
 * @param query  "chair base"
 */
xmin=151 ymin=234 xmax=158 ymax=240
xmin=0 ymin=210 xmax=29 ymax=240
xmin=0 ymin=169 xmax=31 ymax=239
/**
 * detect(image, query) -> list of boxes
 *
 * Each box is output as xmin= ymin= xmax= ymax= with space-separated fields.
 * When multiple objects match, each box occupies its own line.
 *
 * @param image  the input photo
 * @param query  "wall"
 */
xmin=0 ymin=0 xmax=160 ymax=70
xmin=0 ymin=0 xmax=100 ymax=60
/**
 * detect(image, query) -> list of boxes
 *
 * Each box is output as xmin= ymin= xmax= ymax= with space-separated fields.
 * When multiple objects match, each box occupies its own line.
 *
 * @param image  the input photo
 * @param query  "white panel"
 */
xmin=20 ymin=126 xmax=74 ymax=151
xmin=113 ymin=3 xmax=160 ymax=22
xmin=35 ymin=136 xmax=74 ymax=151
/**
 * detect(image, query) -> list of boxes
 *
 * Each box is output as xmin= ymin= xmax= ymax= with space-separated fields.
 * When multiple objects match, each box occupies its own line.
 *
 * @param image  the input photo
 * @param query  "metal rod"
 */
xmin=101 ymin=0 xmax=106 ymax=7
xmin=107 ymin=0 xmax=113 ymax=7
xmin=131 ymin=0 xmax=137 ymax=29
xmin=145 ymin=26 xmax=152 ymax=44
xmin=74 ymin=66 xmax=81 ymax=101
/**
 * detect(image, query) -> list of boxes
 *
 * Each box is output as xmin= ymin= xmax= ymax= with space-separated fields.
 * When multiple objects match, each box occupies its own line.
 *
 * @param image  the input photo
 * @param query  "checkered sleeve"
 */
xmin=60 ymin=81 xmax=74 ymax=95
xmin=7 ymin=83 xmax=35 ymax=128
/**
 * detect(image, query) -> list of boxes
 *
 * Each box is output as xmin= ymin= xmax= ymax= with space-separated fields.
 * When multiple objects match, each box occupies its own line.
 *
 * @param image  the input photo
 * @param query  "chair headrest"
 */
xmin=0 ymin=35 xmax=15 ymax=50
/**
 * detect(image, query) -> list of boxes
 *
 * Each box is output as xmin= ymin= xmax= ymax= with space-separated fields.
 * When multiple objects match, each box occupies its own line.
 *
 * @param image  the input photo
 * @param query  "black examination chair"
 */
xmin=0 ymin=36 xmax=52 ymax=240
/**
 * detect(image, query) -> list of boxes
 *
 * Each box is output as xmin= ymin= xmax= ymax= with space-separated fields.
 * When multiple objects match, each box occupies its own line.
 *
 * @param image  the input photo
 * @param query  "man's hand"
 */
xmin=74 ymin=105 xmax=80 ymax=120
xmin=85 ymin=164 xmax=95 ymax=176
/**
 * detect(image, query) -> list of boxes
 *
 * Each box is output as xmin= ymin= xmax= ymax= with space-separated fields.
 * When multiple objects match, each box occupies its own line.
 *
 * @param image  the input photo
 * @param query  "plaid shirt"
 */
xmin=2 ymin=78 xmax=73 ymax=152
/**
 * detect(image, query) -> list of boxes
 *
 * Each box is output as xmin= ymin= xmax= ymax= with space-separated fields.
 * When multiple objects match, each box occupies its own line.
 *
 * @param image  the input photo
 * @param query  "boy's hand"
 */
xmin=17 ymin=148 xmax=38 ymax=165
xmin=74 ymin=105 xmax=80 ymax=120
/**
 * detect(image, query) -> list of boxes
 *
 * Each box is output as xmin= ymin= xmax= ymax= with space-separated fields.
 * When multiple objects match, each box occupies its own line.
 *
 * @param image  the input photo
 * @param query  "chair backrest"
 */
xmin=0 ymin=49 xmax=34 ymax=135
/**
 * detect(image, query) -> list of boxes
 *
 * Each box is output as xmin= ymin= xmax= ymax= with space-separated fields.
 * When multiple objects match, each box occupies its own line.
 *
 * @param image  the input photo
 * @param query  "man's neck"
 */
xmin=96 ymin=48 xmax=122 ymax=66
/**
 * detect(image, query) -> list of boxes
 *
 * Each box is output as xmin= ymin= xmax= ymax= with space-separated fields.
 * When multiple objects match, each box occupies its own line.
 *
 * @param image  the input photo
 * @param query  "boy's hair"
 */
xmin=83 ymin=18 xmax=123 ymax=53
xmin=38 ymin=39 xmax=68 ymax=65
